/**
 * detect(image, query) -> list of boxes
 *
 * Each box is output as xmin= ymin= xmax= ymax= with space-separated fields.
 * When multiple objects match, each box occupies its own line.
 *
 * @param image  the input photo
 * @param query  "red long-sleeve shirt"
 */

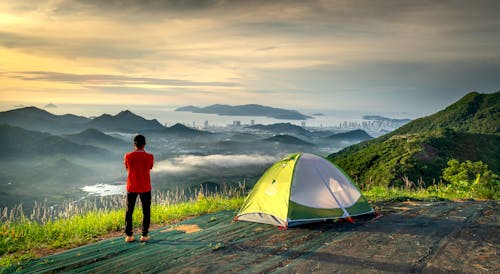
xmin=124 ymin=149 xmax=154 ymax=193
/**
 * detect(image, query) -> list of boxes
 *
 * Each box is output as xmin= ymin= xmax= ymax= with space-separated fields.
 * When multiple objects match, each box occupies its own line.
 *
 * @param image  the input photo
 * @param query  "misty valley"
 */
xmin=0 ymin=106 xmax=407 ymax=212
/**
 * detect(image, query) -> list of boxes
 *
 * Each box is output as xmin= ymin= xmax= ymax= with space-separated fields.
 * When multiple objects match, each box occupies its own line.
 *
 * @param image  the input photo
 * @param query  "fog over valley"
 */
xmin=0 ymin=105 xmax=410 ymax=211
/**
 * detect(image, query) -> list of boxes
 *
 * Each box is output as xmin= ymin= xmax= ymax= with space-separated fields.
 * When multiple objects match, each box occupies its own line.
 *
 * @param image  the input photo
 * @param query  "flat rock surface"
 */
xmin=6 ymin=200 xmax=499 ymax=273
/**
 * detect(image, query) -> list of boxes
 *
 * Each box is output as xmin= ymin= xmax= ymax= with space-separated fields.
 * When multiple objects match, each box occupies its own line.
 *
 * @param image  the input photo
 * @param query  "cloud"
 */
xmin=0 ymin=31 xmax=50 ymax=49
xmin=255 ymin=46 xmax=278 ymax=52
xmin=1 ymin=0 xmax=499 ymax=111
xmin=0 ymin=30 xmax=153 ymax=60
xmin=85 ymin=86 xmax=216 ymax=96
xmin=61 ymin=0 xmax=500 ymax=32
xmin=7 ymin=71 xmax=240 ymax=87
xmin=66 ymin=0 xmax=299 ymax=17
xmin=65 ymin=0 xmax=219 ymax=13
xmin=153 ymin=154 xmax=279 ymax=174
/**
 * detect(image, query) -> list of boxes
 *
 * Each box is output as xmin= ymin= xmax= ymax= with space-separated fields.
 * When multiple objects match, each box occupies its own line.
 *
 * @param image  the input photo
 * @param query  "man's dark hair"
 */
xmin=134 ymin=134 xmax=146 ymax=148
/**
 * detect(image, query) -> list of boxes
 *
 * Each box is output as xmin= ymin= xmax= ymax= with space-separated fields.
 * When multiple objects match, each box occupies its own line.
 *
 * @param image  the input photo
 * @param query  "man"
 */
xmin=124 ymin=134 xmax=154 ymax=242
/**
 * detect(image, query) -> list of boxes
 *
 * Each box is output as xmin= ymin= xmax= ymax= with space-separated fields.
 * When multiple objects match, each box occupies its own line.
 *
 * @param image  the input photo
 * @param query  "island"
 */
xmin=175 ymin=104 xmax=312 ymax=120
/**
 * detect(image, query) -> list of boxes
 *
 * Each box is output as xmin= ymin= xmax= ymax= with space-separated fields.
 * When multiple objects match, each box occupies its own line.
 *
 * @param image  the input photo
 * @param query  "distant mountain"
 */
xmin=0 ymin=106 xmax=90 ymax=133
xmin=327 ymin=129 xmax=373 ymax=142
xmin=246 ymin=123 xmax=311 ymax=136
xmin=0 ymin=123 xmax=49 ymax=157
xmin=175 ymin=105 xmax=201 ymax=112
xmin=328 ymin=91 xmax=500 ymax=187
xmin=362 ymin=115 xmax=411 ymax=124
xmin=88 ymin=110 xmax=164 ymax=132
xmin=164 ymin=123 xmax=211 ymax=136
xmin=229 ymin=132 xmax=260 ymax=142
xmin=64 ymin=128 xmax=128 ymax=149
xmin=264 ymin=134 xmax=313 ymax=146
xmin=175 ymin=104 xmax=312 ymax=120
xmin=0 ymin=107 xmax=170 ymax=134
xmin=0 ymin=124 xmax=110 ymax=159
xmin=31 ymin=158 xmax=93 ymax=184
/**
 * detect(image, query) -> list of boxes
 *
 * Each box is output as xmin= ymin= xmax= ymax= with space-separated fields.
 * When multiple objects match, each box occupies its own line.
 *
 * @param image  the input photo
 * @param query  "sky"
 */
xmin=0 ymin=0 xmax=499 ymax=116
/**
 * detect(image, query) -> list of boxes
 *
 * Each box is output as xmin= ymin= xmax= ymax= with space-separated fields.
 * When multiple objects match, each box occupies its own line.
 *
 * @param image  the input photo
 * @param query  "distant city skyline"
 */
xmin=1 ymin=1 xmax=499 ymax=116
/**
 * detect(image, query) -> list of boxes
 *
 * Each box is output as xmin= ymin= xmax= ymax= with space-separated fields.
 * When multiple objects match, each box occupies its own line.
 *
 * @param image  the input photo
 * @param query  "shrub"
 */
xmin=441 ymin=159 xmax=499 ymax=199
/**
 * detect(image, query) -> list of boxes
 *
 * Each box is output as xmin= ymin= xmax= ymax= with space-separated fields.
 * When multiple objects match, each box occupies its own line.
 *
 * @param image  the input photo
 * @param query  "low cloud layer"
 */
xmin=154 ymin=154 xmax=279 ymax=174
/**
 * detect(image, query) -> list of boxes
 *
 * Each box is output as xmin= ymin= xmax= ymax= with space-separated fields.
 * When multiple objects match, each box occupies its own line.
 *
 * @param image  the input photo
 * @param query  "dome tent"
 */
xmin=235 ymin=153 xmax=373 ymax=228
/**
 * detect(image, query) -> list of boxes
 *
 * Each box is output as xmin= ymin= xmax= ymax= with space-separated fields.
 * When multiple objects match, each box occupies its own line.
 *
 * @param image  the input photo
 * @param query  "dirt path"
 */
xmin=5 ymin=200 xmax=498 ymax=273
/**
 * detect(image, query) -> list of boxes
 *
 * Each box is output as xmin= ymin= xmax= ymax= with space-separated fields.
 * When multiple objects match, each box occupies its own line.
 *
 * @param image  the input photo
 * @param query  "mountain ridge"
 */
xmin=0 ymin=107 xmax=172 ymax=134
xmin=326 ymin=129 xmax=372 ymax=142
xmin=328 ymin=91 xmax=500 ymax=187
xmin=0 ymin=106 xmax=90 ymax=133
xmin=88 ymin=109 xmax=165 ymax=132
xmin=63 ymin=128 xmax=128 ymax=149
xmin=263 ymin=134 xmax=313 ymax=146
xmin=246 ymin=122 xmax=310 ymax=136
xmin=391 ymin=91 xmax=499 ymax=136
xmin=164 ymin=123 xmax=212 ymax=136
xmin=0 ymin=124 xmax=111 ymax=159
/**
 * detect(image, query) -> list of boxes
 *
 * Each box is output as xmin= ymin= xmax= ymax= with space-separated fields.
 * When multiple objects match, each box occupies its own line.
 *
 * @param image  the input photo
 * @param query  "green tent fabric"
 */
xmin=235 ymin=153 xmax=373 ymax=228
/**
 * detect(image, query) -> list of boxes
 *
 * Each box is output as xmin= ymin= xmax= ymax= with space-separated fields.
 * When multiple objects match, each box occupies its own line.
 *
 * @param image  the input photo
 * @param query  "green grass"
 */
xmin=364 ymin=185 xmax=451 ymax=202
xmin=1 ymin=182 xmax=497 ymax=269
xmin=0 ymin=192 xmax=244 ymax=269
xmin=364 ymin=178 xmax=499 ymax=202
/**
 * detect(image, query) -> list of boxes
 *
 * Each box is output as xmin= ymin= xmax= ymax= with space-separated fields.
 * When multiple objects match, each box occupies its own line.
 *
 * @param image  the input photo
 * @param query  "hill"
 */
xmin=63 ymin=128 xmax=128 ymax=149
xmin=163 ymin=123 xmax=212 ymax=136
xmin=175 ymin=104 xmax=312 ymax=120
xmin=392 ymin=91 xmax=499 ymax=135
xmin=263 ymin=134 xmax=313 ymax=146
xmin=328 ymin=91 xmax=500 ymax=187
xmin=0 ymin=124 xmax=110 ymax=159
xmin=362 ymin=115 xmax=411 ymax=124
xmin=88 ymin=110 xmax=164 ymax=132
xmin=326 ymin=129 xmax=373 ymax=142
xmin=228 ymin=132 xmax=260 ymax=142
xmin=246 ymin=122 xmax=310 ymax=136
xmin=0 ymin=106 xmax=90 ymax=133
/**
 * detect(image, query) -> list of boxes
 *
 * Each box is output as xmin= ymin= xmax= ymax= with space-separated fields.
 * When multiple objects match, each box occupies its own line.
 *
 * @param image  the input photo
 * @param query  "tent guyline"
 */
xmin=235 ymin=153 xmax=374 ymax=228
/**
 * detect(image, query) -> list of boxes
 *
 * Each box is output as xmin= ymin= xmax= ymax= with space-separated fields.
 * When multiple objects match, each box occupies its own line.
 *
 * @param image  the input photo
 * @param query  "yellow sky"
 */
xmin=0 ymin=1 xmax=499 ymax=113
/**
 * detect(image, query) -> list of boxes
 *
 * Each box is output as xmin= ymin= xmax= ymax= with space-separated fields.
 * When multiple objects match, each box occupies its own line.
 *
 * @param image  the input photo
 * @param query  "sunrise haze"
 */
xmin=1 ymin=0 xmax=499 ymax=116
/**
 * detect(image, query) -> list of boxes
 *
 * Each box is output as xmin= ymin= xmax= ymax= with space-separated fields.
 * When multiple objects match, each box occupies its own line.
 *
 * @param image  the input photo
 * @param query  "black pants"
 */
xmin=125 ymin=191 xmax=151 ymax=237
